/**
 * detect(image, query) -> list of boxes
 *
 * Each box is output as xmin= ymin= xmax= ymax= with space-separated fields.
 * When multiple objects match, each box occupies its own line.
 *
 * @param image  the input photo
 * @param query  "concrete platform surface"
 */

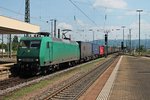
xmin=108 ymin=56 xmax=150 ymax=100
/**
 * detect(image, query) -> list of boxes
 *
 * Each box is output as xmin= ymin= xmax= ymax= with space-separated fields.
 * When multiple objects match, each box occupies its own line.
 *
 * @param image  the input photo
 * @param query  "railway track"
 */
xmin=0 ymin=54 xmax=118 ymax=97
xmin=35 ymin=54 xmax=119 ymax=100
xmin=0 ymin=75 xmax=43 ymax=95
xmin=0 ymin=56 xmax=102 ymax=96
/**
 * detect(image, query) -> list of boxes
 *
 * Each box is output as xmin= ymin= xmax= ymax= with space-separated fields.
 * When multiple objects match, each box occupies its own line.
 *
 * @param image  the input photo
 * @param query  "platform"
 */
xmin=97 ymin=56 xmax=150 ymax=100
xmin=0 ymin=63 xmax=13 ymax=80
xmin=0 ymin=58 xmax=16 ymax=63
xmin=0 ymin=63 xmax=14 ymax=72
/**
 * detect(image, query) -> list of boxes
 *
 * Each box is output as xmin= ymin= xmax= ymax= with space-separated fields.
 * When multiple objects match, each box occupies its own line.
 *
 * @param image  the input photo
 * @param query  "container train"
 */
xmin=12 ymin=32 xmax=120 ymax=76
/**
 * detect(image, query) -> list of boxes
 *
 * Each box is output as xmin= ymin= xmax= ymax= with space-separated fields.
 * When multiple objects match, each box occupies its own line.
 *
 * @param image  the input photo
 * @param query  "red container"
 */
xmin=99 ymin=46 xmax=104 ymax=56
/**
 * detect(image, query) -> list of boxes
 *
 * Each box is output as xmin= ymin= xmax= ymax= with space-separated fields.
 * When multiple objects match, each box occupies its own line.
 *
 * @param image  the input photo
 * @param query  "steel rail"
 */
xmin=43 ymin=54 xmax=119 ymax=100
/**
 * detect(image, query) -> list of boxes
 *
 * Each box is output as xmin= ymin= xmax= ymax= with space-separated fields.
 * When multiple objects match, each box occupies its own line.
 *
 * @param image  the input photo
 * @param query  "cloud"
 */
xmin=125 ymin=11 xmax=137 ymax=15
xmin=57 ymin=22 xmax=73 ymax=30
xmin=76 ymin=19 xmax=85 ymax=27
xmin=93 ymin=0 xmax=127 ymax=9
xmin=129 ymin=20 xmax=150 ymax=39
xmin=117 ymin=15 xmax=124 ymax=20
xmin=74 ymin=18 xmax=89 ymax=28
xmin=130 ymin=20 xmax=150 ymax=30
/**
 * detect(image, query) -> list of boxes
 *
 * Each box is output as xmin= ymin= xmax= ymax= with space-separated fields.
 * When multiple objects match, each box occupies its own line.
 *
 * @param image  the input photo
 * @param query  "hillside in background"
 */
xmin=92 ymin=39 xmax=150 ymax=49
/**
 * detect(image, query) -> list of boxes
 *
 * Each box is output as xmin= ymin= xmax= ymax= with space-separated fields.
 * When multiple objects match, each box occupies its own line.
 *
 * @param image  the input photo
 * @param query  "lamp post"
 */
xmin=129 ymin=29 xmax=132 ymax=54
xmin=54 ymin=19 xmax=57 ymax=38
xmin=145 ymin=34 xmax=147 ymax=50
xmin=136 ymin=9 xmax=143 ymax=55
xmin=121 ymin=26 xmax=125 ymax=52
xmin=115 ymin=29 xmax=120 ymax=46
xmin=89 ymin=29 xmax=95 ymax=42
xmin=46 ymin=19 xmax=54 ymax=37
xmin=50 ymin=19 xmax=54 ymax=37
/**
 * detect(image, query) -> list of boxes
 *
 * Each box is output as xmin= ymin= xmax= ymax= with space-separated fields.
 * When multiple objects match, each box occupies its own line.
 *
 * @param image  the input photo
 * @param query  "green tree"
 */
xmin=0 ymin=43 xmax=7 ymax=51
xmin=12 ymin=35 xmax=19 ymax=51
xmin=12 ymin=35 xmax=18 ymax=43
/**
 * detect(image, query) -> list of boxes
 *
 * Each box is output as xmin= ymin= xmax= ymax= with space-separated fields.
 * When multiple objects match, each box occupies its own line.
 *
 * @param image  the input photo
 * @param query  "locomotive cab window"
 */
xmin=30 ymin=41 xmax=41 ymax=48
xmin=20 ymin=40 xmax=30 ymax=48
xmin=20 ymin=40 xmax=41 ymax=48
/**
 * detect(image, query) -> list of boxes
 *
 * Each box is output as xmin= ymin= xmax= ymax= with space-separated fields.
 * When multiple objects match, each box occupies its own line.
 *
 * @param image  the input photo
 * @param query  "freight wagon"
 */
xmin=92 ymin=43 xmax=100 ymax=59
xmin=77 ymin=41 xmax=92 ymax=61
xmin=99 ymin=46 xmax=105 ymax=56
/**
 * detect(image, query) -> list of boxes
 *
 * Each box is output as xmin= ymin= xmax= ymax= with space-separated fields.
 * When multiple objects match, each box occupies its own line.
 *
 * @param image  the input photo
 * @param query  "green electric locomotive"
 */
xmin=16 ymin=32 xmax=80 ymax=75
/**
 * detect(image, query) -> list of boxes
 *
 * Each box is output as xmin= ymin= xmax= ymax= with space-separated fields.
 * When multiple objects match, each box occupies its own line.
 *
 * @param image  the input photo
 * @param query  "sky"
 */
xmin=0 ymin=0 xmax=150 ymax=42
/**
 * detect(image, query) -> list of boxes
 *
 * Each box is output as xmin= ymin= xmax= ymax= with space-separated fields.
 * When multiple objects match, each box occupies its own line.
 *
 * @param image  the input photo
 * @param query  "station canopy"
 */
xmin=0 ymin=16 xmax=40 ymax=34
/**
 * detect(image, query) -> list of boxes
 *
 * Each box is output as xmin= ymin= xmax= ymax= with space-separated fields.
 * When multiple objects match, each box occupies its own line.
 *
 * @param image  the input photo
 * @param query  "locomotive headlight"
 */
xmin=35 ymin=59 xmax=39 ymax=61
xmin=18 ymin=59 xmax=21 ymax=61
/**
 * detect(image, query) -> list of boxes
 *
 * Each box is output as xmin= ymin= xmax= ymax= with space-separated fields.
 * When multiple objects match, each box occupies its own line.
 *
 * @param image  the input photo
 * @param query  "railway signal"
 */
xmin=121 ymin=42 xmax=124 ymax=50
xmin=105 ymin=34 xmax=108 ymax=57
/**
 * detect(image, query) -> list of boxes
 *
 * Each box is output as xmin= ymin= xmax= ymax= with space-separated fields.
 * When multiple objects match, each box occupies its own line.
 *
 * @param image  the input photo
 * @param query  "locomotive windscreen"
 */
xmin=20 ymin=40 xmax=41 ymax=48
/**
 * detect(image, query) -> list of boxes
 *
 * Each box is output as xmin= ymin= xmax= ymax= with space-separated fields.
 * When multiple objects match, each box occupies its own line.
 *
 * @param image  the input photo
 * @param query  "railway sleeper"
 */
xmin=53 ymin=95 xmax=74 ymax=99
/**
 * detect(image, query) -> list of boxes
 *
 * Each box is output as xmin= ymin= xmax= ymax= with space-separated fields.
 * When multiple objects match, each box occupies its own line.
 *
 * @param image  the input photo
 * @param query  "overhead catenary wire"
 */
xmin=0 ymin=5 xmax=48 ymax=23
xmin=1 ymin=1 xmax=150 ymax=30
xmin=0 ymin=6 xmax=24 ymax=16
xmin=68 ymin=0 xmax=97 ymax=26
xmin=0 ymin=3 xmax=149 ymax=23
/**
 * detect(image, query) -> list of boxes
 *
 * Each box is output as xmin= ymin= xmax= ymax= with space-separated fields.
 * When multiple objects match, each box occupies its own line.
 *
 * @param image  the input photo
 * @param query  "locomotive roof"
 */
xmin=52 ymin=37 xmax=78 ymax=44
xmin=20 ymin=36 xmax=78 ymax=45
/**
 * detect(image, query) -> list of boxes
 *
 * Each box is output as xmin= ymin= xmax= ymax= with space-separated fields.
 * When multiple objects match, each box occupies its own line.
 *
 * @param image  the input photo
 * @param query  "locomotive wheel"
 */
xmin=42 ymin=69 xmax=47 ymax=75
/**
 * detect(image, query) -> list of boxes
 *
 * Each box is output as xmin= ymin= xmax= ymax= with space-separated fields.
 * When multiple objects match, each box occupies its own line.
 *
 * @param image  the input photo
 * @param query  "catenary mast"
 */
xmin=25 ymin=0 xmax=30 ymax=36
